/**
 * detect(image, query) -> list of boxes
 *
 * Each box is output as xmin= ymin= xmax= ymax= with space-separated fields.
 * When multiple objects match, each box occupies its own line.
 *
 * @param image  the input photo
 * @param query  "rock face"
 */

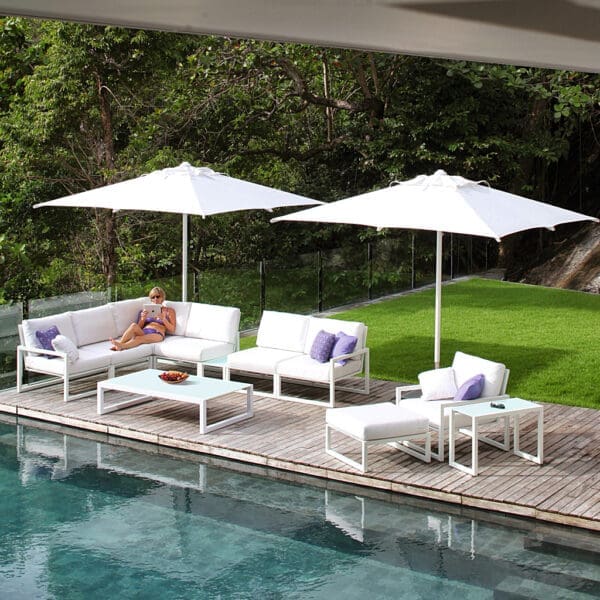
xmin=520 ymin=223 xmax=600 ymax=293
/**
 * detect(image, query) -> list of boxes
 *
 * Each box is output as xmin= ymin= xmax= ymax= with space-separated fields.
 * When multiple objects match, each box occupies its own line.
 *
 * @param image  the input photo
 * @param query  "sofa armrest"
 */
xmin=18 ymin=344 xmax=65 ymax=360
xmin=395 ymin=384 xmax=422 ymax=403
xmin=329 ymin=346 xmax=369 ymax=366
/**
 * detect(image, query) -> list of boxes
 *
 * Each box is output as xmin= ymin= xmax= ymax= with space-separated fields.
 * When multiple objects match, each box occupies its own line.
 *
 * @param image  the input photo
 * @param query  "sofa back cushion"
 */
xmin=21 ymin=313 xmax=78 ymax=350
xmin=303 ymin=317 xmax=366 ymax=355
xmin=185 ymin=303 xmax=240 ymax=343
xmin=257 ymin=311 xmax=309 ymax=353
xmin=71 ymin=305 xmax=119 ymax=346
xmin=110 ymin=298 xmax=146 ymax=335
xmin=164 ymin=301 xmax=191 ymax=336
xmin=452 ymin=351 xmax=506 ymax=398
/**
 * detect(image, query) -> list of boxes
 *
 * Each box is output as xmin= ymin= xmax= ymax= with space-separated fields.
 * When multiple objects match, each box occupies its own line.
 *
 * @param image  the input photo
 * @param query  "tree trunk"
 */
xmin=95 ymin=72 xmax=118 ymax=287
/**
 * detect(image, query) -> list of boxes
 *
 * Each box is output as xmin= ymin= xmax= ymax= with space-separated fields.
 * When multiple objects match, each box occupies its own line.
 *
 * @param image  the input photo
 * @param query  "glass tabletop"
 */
xmin=100 ymin=369 xmax=249 ymax=401
xmin=452 ymin=397 xmax=541 ymax=418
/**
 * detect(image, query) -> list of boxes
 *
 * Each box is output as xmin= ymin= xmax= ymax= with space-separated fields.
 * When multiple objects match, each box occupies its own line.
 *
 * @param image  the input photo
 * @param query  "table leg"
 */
xmin=449 ymin=411 xmax=478 ymax=476
xmin=472 ymin=418 xmax=479 ymax=476
xmin=198 ymin=384 xmax=254 ymax=434
xmin=513 ymin=407 xmax=544 ymax=465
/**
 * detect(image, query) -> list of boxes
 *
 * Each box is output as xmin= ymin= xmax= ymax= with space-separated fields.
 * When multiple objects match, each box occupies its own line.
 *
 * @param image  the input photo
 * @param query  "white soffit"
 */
xmin=1 ymin=0 xmax=600 ymax=72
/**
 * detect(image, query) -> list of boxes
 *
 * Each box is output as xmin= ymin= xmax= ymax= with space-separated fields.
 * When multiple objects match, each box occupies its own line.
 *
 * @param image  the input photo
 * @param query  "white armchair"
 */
xmin=396 ymin=351 xmax=510 ymax=461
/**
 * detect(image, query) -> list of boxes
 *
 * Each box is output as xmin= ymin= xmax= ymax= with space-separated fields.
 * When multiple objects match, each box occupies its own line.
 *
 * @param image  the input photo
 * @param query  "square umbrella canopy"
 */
xmin=35 ymin=162 xmax=322 ymax=300
xmin=272 ymin=169 xmax=598 ymax=367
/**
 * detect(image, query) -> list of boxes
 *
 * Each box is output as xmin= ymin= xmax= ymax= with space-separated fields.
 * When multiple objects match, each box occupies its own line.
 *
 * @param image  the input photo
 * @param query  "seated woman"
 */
xmin=110 ymin=287 xmax=176 ymax=351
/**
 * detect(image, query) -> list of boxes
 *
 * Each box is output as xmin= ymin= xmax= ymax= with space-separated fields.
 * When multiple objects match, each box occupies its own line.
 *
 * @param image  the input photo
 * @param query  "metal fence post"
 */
xmin=317 ymin=250 xmax=324 ymax=313
xmin=367 ymin=242 xmax=373 ymax=300
xmin=411 ymin=234 xmax=415 ymax=289
xmin=259 ymin=259 xmax=266 ymax=314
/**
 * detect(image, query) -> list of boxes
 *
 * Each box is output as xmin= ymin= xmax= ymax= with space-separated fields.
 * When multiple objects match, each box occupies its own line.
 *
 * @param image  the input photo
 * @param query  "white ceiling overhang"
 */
xmin=2 ymin=1 xmax=600 ymax=72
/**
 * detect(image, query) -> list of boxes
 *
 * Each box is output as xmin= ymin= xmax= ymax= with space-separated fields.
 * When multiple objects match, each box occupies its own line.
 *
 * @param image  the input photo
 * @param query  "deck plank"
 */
xmin=2 ymin=372 xmax=599 ymax=532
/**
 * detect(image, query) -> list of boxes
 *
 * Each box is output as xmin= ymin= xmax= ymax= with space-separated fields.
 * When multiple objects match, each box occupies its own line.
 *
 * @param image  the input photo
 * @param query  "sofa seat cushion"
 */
xmin=452 ymin=351 xmax=506 ymax=398
xmin=276 ymin=354 xmax=361 ymax=383
xmin=153 ymin=336 xmax=234 ymax=362
xmin=326 ymin=403 xmax=428 ymax=441
xmin=399 ymin=398 xmax=471 ymax=429
xmin=84 ymin=341 xmax=153 ymax=366
xmin=71 ymin=305 xmax=119 ymax=347
xmin=25 ymin=346 xmax=111 ymax=376
xmin=227 ymin=347 xmax=300 ymax=375
xmin=256 ymin=311 xmax=309 ymax=353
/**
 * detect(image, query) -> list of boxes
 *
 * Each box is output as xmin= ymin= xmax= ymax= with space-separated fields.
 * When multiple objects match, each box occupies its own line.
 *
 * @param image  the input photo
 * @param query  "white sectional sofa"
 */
xmin=17 ymin=298 xmax=240 ymax=402
xmin=223 ymin=310 xmax=370 ymax=407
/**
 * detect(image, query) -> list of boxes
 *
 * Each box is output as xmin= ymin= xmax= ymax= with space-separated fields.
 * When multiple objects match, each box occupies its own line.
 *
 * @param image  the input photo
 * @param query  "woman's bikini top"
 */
xmin=145 ymin=316 xmax=164 ymax=325
xmin=137 ymin=310 xmax=165 ymax=327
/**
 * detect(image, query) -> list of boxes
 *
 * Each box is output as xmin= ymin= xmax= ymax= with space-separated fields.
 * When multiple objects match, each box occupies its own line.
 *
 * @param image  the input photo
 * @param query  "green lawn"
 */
xmin=242 ymin=278 xmax=600 ymax=409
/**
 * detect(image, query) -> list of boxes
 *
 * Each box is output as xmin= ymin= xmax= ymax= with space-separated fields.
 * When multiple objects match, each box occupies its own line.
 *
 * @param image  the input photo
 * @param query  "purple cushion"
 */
xmin=454 ymin=373 xmax=485 ymax=401
xmin=331 ymin=331 xmax=358 ymax=366
xmin=35 ymin=325 xmax=61 ymax=351
xmin=310 ymin=330 xmax=337 ymax=363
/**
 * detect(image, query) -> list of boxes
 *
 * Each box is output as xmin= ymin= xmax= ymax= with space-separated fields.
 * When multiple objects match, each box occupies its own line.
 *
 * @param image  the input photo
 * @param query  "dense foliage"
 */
xmin=1 ymin=17 xmax=599 ymax=303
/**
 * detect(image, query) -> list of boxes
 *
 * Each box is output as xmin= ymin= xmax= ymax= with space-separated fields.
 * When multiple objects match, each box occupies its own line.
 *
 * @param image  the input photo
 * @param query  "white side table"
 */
xmin=449 ymin=397 xmax=543 ymax=476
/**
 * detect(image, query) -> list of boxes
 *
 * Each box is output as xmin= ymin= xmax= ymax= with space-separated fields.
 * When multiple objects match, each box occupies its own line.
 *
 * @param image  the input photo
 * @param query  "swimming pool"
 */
xmin=1 ymin=417 xmax=598 ymax=599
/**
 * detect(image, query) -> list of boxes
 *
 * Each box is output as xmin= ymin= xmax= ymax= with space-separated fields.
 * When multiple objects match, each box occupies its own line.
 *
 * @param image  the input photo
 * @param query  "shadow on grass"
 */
xmin=371 ymin=335 xmax=568 ymax=391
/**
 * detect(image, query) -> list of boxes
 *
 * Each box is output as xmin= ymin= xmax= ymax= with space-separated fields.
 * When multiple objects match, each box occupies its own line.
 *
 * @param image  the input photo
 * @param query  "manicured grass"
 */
xmin=241 ymin=278 xmax=600 ymax=409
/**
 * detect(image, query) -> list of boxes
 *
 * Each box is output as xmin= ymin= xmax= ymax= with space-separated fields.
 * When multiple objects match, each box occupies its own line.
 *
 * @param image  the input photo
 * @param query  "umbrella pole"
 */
xmin=182 ymin=214 xmax=188 ymax=302
xmin=434 ymin=230 xmax=443 ymax=368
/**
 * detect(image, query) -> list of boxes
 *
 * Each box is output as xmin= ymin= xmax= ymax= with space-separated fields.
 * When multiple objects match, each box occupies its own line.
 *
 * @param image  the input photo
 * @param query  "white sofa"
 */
xmin=223 ymin=310 xmax=370 ymax=407
xmin=396 ymin=351 xmax=510 ymax=461
xmin=17 ymin=298 xmax=240 ymax=402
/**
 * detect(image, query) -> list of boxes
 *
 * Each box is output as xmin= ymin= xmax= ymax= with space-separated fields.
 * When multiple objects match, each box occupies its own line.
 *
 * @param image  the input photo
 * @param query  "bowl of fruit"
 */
xmin=158 ymin=370 xmax=189 ymax=384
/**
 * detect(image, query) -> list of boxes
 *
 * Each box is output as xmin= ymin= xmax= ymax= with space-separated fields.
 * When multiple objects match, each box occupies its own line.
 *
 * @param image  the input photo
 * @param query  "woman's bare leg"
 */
xmin=112 ymin=332 xmax=162 ymax=351
xmin=110 ymin=323 xmax=144 ymax=349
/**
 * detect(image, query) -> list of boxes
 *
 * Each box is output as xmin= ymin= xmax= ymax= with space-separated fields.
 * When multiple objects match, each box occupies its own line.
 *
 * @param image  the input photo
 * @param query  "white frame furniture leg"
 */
xmin=449 ymin=397 xmax=544 ymax=476
xmin=325 ymin=403 xmax=431 ymax=473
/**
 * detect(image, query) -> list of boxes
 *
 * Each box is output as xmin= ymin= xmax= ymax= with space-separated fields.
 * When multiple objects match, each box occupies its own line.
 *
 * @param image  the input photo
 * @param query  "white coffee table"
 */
xmin=449 ymin=397 xmax=543 ymax=476
xmin=97 ymin=369 xmax=253 ymax=434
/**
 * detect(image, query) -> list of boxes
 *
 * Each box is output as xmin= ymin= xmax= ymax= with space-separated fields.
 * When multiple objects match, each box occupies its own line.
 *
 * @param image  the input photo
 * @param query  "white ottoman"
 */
xmin=325 ymin=402 xmax=431 ymax=472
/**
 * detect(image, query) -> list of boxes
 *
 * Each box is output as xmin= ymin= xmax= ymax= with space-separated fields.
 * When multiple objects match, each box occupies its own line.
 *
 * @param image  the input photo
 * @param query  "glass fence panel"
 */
xmin=413 ymin=231 xmax=437 ymax=287
xmin=370 ymin=234 xmax=415 ymax=298
xmin=195 ymin=266 xmax=261 ymax=330
xmin=322 ymin=245 xmax=369 ymax=310
xmin=265 ymin=253 xmax=319 ymax=315
xmin=0 ymin=303 xmax=22 ymax=390
xmin=29 ymin=290 xmax=109 ymax=318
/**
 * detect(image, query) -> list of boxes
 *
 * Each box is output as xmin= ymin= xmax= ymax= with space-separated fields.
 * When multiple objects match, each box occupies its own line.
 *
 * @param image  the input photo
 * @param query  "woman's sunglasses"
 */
xmin=150 ymin=294 xmax=162 ymax=300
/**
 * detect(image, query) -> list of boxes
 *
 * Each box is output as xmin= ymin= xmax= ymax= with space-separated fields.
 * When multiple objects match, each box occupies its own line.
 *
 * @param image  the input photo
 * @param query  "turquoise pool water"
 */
xmin=0 ymin=418 xmax=598 ymax=599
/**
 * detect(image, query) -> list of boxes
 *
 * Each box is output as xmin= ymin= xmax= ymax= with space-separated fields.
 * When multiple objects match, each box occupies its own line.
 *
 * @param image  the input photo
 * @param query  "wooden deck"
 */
xmin=1 ymin=371 xmax=599 ymax=532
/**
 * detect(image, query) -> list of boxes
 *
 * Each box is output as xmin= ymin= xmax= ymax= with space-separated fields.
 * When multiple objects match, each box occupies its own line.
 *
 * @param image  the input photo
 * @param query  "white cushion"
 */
xmin=418 ymin=367 xmax=458 ymax=401
xmin=70 ymin=305 xmax=118 ymax=346
xmin=184 ymin=304 xmax=240 ymax=343
xmin=109 ymin=298 xmax=145 ymax=336
xmin=153 ymin=336 xmax=234 ymax=362
xmin=163 ymin=301 xmax=191 ymax=336
xmin=276 ymin=353 xmax=360 ymax=383
xmin=399 ymin=397 xmax=471 ymax=429
xmin=21 ymin=313 xmax=78 ymax=350
xmin=256 ymin=311 xmax=309 ymax=352
xmin=51 ymin=335 xmax=79 ymax=364
xmin=303 ymin=317 xmax=365 ymax=355
xmin=227 ymin=347 xmax=299 ymax=375
xmin=326 ymin=403 xmax=428 ymax=441
xmin=452 ymin=351 xmax=506 ymax=398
